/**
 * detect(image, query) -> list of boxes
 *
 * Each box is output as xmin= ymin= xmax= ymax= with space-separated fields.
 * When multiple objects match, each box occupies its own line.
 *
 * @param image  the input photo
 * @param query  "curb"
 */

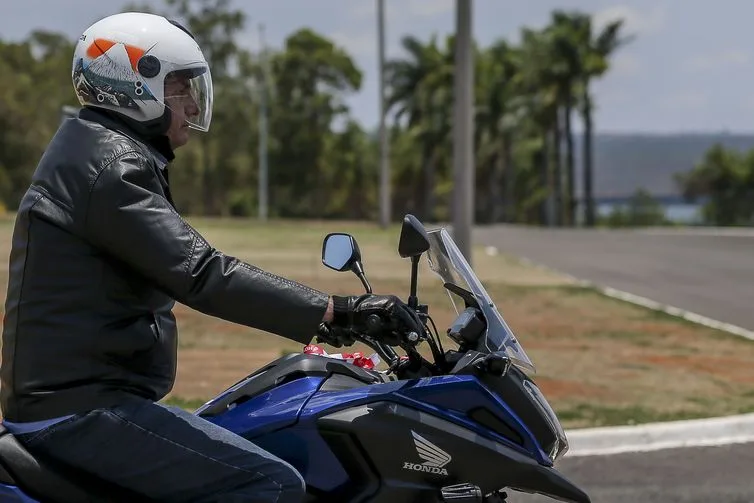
xmin=564 ymin=412 xmax=754 ymax=457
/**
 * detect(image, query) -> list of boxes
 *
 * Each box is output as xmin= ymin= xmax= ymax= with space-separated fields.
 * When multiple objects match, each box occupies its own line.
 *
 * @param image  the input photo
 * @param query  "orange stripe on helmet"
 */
xmin=86 ymin=38 xmax=116 ymax=58
xmin=86 ymin=38 xmax=146 ymax=71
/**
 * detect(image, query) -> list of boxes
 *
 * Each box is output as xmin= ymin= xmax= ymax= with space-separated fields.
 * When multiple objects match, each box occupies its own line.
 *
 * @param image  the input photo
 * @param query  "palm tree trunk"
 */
xmin=423 ymin=150 xmax=436 ymax=222
xmin=551 ymin=122 xmax=562 ymax=227
xmin=488 ymin=132 xmax=512 ymax=224
xmin=552 ymin=114 xmax=563 ymax=227
xmin=564 ymin=101 xmax=575 ymax=226
xmin=487 ymin=152 xmax=502 ymax=223
xmin=541 ymin=132 xmax=554 ymax=226
xmin=503 ymin=132 xmax=516 ymax=223
xmin=582 ymin=86 xmax=595 ymax=227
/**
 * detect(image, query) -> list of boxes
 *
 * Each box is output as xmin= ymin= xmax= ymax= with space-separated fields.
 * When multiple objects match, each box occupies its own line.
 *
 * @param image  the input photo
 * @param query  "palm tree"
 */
xmin=577 ymin=18 xmax=630 ymax=226
xmin=385 ymin=35 xmax=452 ymax=222
xmin=546 ymin=11 xmax=589 ymax=226
xmin=518 ymin=27 xmax=560 ymax=226
xmin=476 ymin=39 xmax=523 ymax=223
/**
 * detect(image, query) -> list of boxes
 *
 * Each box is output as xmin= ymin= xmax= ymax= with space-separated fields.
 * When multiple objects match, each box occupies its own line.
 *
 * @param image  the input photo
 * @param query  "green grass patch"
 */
xmin=160 ymin=396 xmax=208 ymax=412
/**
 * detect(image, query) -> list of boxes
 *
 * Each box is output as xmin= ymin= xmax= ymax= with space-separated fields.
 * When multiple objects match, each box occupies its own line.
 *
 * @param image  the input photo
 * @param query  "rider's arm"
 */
xmin=84 ymin=152 xmax=329 ymax=344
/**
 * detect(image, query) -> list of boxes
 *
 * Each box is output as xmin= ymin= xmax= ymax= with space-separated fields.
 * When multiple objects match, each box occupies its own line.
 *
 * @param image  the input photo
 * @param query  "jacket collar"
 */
xmin=78 ymin=107 xmax=176 ymax=207
xmin=78 ymin=107 xmax=175 ymax=166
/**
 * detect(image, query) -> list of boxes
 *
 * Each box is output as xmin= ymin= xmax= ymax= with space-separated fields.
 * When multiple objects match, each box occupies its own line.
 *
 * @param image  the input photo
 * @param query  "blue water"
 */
xmin=597 ymin=202 xmax=703 ymax=224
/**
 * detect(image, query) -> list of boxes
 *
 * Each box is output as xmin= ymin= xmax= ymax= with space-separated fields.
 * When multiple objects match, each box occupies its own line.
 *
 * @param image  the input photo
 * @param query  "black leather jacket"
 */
xmin=0 ymin=108 xmax=329 ymax=422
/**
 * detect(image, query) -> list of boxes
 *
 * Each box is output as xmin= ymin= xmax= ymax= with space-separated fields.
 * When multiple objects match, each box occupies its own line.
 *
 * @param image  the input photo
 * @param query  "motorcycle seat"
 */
xmin=0 ymin=423 xmax=148 ymax=502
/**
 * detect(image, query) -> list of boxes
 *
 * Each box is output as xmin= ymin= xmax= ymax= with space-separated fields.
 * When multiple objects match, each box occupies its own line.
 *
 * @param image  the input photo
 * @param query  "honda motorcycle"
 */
xmin=0 ymin=214 xmax=590 ymax=502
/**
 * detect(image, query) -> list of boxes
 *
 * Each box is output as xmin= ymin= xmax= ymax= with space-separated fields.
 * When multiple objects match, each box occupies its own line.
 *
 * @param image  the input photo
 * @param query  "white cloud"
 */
xmin=592 ymin=4 xmax=667 ymax=37
xmin=336 ymin=0 xmax=453 ymax=60
xmin=611 ymin=53 xmax=641 ymax=76
xmin=683 ymin=49 xmax=750 ymax=73
xmin=597 ymin=88 xmax=632 ymax=106
xmin=347 ymin=0 xmax=453 ymax=22
xmin=405 ymin=0 xmax=453 ymax=18
xmin=330 ymin=30 xmax=376 ymax=58
xmin=663 ymin=90 xmax=708 ymax=110
xmin=347 ymin=2 xmax=375 ymax=20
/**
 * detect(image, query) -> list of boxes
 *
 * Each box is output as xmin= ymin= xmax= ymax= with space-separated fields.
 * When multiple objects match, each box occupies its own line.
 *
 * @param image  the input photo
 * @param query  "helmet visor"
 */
xmin=163 ymin=66 xmax=213 ymax=132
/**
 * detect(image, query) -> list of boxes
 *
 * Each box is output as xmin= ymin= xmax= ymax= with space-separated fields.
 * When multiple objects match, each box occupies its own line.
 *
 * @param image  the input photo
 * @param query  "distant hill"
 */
xmin=574 ymin=132 xmax=754 ymax=199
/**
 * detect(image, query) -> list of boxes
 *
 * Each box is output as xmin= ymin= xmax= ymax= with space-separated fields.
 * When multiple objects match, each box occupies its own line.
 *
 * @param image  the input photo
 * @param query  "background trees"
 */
xmin=23 ymin=2 xmax=753 ymax=227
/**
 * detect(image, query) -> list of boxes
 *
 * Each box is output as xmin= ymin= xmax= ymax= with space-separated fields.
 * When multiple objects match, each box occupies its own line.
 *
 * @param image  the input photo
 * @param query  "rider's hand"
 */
xmin=315 ymin=323 xmax=355 ymax=348
xmin=330 ymin=294 xmax=423 ymax=346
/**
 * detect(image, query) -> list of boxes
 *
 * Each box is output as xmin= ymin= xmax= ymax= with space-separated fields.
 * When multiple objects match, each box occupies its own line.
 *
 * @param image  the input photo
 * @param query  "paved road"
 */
xmin=507 ymin=442 xmax=754 ymax=502
xmin=475 ymin=226 xmax=754 ymax=331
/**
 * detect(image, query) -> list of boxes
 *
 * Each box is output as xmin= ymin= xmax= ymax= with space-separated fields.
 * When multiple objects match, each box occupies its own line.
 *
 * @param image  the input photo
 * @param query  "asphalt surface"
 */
xmin=475 ymin=226 xmax=754 ymax=331
xmin=506 ymin=442 xmax=754 ymax=503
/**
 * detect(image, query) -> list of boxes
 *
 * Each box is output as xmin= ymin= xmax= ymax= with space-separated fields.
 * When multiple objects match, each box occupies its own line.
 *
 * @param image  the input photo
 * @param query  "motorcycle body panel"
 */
xmin=196 ymin=353 xmax=588 ymax=502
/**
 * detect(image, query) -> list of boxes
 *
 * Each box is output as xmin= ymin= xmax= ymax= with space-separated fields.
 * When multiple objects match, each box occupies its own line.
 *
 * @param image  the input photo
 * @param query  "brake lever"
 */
xmin=352 ymin=332 xmax=400 ymax=369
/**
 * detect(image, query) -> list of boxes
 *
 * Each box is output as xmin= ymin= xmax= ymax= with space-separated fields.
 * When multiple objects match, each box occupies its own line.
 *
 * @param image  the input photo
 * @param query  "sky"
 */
xmin=3 ymin=0 xmax=754 ymax=134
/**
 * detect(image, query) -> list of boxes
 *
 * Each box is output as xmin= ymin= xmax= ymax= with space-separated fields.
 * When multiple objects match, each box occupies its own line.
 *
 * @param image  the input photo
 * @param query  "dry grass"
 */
xmin=1 ymin=214 xmax=753 ymax=428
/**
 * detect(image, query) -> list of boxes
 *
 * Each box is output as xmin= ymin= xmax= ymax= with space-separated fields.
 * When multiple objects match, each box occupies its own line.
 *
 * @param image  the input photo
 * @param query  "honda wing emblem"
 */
xmin=402 ymin=430 xmax=451 ymax=476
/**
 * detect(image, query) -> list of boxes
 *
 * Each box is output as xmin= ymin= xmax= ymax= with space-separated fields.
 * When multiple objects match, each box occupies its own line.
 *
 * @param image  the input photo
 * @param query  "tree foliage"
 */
xmin=676 ymin=144 xmax=754 ymax=226
xmin=0 ymin=2 xmax=641 ymax=227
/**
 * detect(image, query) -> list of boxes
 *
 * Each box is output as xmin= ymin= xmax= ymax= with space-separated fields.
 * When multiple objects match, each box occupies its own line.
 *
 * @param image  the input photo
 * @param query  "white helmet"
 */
xmin=72 ymin=12 xmax=213 ymax=135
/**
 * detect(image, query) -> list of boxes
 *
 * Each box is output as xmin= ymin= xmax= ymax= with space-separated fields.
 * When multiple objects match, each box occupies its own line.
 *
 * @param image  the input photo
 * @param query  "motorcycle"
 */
xmin=0 ymin=214 xmax=590 ymax=502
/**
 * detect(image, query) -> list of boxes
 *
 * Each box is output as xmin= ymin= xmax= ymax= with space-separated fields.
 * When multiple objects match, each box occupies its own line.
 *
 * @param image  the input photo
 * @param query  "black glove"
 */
xmin=329 ymin=294 xmax=423 ymax=346
xmin=315 ymin=322 xmax=355 ymax=348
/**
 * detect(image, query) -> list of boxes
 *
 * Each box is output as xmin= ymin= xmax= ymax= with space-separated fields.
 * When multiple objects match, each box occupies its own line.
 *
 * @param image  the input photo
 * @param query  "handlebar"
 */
xmin=316 ymin=314 xmax=422 ymax=371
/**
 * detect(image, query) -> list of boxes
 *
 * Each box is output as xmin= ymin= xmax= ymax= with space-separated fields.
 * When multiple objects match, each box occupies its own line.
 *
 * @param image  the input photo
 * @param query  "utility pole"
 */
xmin=452 ymin=0 xmax=474 ymax=265
xmin=377 ymin=0 xmax=390 ymax=228
xmin=258 ymin=23 xmax=269 ymax=222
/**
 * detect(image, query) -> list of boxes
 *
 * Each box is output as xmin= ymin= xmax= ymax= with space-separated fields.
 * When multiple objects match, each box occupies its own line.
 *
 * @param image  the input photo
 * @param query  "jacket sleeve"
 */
xmin=84 ymin=151 xmax=329 ymax=345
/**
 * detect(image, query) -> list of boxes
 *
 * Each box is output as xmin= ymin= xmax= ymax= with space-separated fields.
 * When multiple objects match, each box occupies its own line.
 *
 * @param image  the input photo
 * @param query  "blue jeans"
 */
xmin=15 ymin=397 xmax=306 ymax=502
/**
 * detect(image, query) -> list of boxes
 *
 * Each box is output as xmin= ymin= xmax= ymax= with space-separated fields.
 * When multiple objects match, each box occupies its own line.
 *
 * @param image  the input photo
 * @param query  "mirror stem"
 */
xmin=408 ymin=255 xmax=419 ymax=308
xmin=352 ymin=261 xmax=373 ymax=294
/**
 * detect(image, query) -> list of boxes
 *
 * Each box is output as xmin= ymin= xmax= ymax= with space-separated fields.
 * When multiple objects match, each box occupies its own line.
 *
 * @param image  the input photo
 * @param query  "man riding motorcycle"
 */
xmin=0 ymin=12 xmax=420 ymax=502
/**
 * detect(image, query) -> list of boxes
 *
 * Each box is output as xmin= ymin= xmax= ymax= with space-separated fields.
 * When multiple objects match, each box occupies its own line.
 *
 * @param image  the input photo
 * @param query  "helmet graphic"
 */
xmin=72 ymin=12 xmax=213 ymax=135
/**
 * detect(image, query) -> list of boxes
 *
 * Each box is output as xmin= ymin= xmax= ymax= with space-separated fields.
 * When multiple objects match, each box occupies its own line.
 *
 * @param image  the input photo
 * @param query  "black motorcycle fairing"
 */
xmin=451 ymin=351 xmax=564 ymax=463
xmin=316 ymin=401 xmax=590 ymax=503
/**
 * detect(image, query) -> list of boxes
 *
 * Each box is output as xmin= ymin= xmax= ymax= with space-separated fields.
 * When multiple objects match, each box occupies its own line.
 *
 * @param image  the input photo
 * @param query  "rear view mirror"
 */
xmin=398 ymin=214 xmax=430 ymax=309
xmin=322 ymin=233 xmax=361 ymax=272
xmin=321 ymin=232 xmax=372 ymax=293
xmin=398 ymin=214 xmax=430 ymax=258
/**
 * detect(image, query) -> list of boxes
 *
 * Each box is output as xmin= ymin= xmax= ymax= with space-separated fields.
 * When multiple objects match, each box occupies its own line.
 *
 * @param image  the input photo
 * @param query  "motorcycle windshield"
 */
xmin=426 ymin=228 xmax=536 ymax=374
